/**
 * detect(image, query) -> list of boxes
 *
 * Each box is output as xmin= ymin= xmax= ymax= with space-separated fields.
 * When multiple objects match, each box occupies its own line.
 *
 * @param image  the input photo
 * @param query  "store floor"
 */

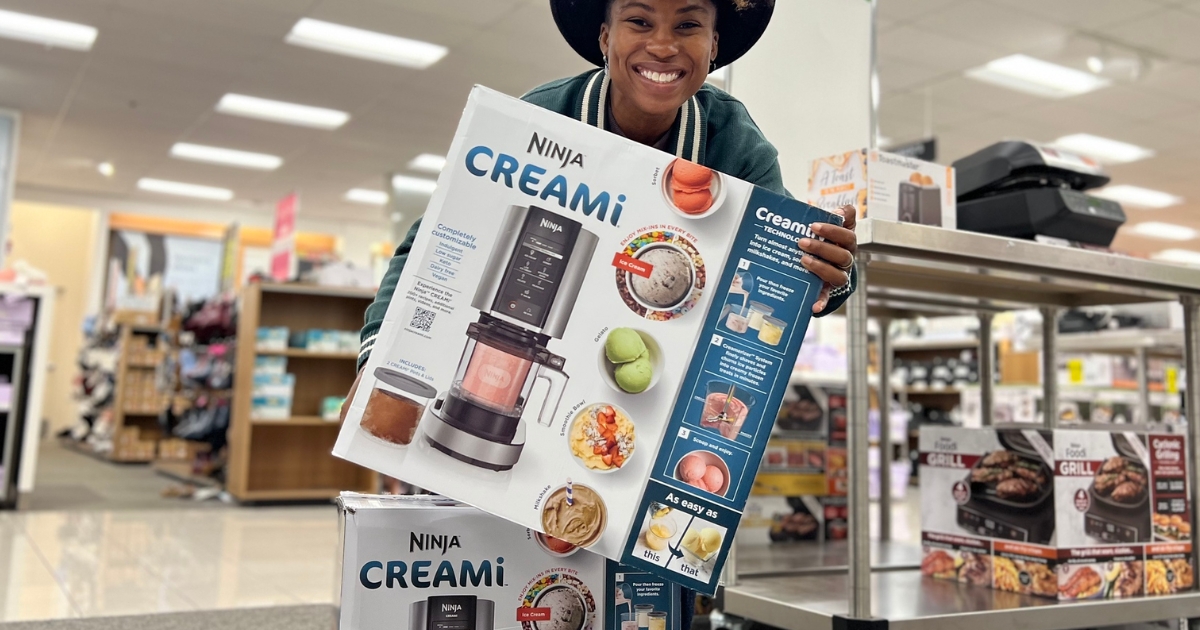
xmin=21 ymin=442 xmax=228 ymax=511
xmin=0 ymin=504 xmax=339 ymax=623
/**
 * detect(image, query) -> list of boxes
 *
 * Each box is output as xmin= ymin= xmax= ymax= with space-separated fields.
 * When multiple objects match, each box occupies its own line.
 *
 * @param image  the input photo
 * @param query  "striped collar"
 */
xmin=575 ymin=69 xmax=706 ymax=164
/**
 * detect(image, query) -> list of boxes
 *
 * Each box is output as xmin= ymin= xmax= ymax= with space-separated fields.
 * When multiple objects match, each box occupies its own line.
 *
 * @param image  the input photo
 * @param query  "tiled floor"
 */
xmin=0 ymin=506 xmax=340 ymax=623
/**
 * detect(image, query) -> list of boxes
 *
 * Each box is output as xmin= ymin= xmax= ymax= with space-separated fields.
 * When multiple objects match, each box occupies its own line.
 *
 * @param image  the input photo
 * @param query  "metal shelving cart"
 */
xmin=721 ymin=219 xmax=1200 ymax=630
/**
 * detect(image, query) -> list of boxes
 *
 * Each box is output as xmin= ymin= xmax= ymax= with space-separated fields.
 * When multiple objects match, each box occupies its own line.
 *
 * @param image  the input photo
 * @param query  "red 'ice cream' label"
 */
xmin=612 ymin=252 xmax=652 ymax=278
xmin=517 ymin=608 xmax=552 ymax=622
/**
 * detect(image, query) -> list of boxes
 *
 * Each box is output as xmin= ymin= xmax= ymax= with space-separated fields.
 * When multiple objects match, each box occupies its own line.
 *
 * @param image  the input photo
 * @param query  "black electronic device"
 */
xmin=953 ymin=141 xmax=1127 ymax=247
xmin=1084 ymin=433 xmax=1152 ymax=543
xmin=956 ymin=430 xmax=1056 ymax=545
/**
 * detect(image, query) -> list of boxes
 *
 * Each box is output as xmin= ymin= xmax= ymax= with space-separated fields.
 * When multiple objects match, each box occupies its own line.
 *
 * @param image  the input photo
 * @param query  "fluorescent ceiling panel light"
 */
xmin=965 ymin=54 xmax=1111 ymax=98
xmin=1152 ymin=249 xmax=1200 ymax=266
xmin=96 ymin=162 xmax=114 ymax=178
xmin=0 ymin=8 xmax=97 ymax=51
xmin=408 ymin=153 xmax=446 ymax=173
xmin=285 ymin=18 xmax=447 ymax=69
xmin=346 ymin=188 xmax=388 ymax=205
xmin=170 ymin=143 xmax=282 ymax=170
xmin=1128 ymin=222 xmax=1198 ymax=241
xmin=137 ymin=178 xmax=233 ymax=201
xmin=392 ymin=174 xmax=437 ymax=195
xmin=1092 ymin=185 xmax=1183 ymax=209
xmin=216 ymin=94 xmax=349 ymax=129
xmin=1052 ymin=134 xmax=1154 ymax=165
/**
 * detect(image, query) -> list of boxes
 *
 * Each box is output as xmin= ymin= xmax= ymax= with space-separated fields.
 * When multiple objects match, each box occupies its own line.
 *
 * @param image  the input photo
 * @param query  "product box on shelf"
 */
xmin=256 ymin=326 xmax=289 ymax=351
xmin=920 ymin=426 xmax=1193 ymax=600
xmin=336 ymin=494 xmax=681 ymax=630
xmin=807 ymin=149 xmax=956 ymax=229
xmin=333 ymin=86 xmax=839 ymax=593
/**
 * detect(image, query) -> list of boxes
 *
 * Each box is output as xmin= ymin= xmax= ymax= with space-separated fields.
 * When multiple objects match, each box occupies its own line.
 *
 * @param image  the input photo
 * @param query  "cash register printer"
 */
xmin=953 ymin=141 xmax=1127 ymax=247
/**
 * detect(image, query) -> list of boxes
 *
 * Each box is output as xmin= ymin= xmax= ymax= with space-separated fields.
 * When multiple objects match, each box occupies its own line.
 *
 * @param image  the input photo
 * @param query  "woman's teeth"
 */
xmin=639 ymin=69 xmax=681 ymax=84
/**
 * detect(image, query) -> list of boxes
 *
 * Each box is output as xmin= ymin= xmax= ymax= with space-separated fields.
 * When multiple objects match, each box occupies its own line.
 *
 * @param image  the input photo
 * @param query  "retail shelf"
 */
xmin=251 ymin=415 xmax=338 ymax=426
xmin=122 ymin=408 xmax=165 ymax=416
xmin=257 ymin=282 xmax=376 ymax=300
xmin=236 ymin=488 xmax=342 ymax=501
xmin=892 ymin=337 xmax=979 ymax=352
xmin=1031 ymin=328 xmax=1185 ymax=358
xmin=902 ymin=387 xmax=962 ymax=395
xmin=126 ymin=362 xmax=159 ymax=369
xmin=257 ymin=348 xmax=358 ymax=360
xmin=152 ymin=460 xmax=218 ymax=487
xmin=735 ymin=541 xmax=920 ymax=577
xmin=724 ymin=570 xmax=1200 ymax=630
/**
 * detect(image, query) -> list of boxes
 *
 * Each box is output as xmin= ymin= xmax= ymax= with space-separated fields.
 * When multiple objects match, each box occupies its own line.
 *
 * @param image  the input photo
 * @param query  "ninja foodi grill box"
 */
xmin=333 ymin=86 xmax=840 ymax=594
xmin=919 ymin=427 xmax=1193 ymax=600
xmin=337 ymin=494 xmax=682 ymax=630
xmin=807 ymin=149 xmax=956 ymax=229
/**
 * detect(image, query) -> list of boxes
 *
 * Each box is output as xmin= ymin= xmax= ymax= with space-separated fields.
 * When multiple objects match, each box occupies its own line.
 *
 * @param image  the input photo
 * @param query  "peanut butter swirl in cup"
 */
xmin=541 ymin=484 xmax=607 ymax=547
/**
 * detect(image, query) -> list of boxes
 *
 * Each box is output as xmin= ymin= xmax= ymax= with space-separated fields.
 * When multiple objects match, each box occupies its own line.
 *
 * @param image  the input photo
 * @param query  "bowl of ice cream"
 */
xmin=675 ymin=450 xmax=731 ymax=497
xmin=625 ymin=243 xmax=696 ymax=311
xmin=533 ymin=585 xmax=590 ymax=630
xmin=598 ymin=328 xmax=664 ymax=395
xmin=534 ymin=532 xmax=580 ymax=557
xmin=662 ymin=158 xmax=726 ymax=220
xmin=679 ymin=526 xmax=724 ymax=566
xmin=541 ymin=483 xmax=607 ymax=548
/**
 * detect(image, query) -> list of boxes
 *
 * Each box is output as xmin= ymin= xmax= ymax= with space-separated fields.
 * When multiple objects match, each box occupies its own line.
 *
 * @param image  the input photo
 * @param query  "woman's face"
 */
xmin=600 ymin=0 xmax=719 ymax=120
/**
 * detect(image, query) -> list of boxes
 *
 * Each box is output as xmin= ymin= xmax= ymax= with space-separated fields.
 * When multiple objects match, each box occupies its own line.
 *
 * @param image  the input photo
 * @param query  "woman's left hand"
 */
xmin=798 ymin=205 xmax=858 ymax=314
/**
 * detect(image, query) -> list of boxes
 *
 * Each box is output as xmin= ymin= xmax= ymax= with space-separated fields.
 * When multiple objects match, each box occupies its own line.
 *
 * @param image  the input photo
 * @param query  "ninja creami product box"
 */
xmin=337 ymin=494 xmax=682 ymax=630
xmin=808 ymin=149 xmax=956 ymax=229
xmin=333 ymin=86 xmax=840 ymax=594
xmin=920 ymin=426 xmax=1193 ymax=600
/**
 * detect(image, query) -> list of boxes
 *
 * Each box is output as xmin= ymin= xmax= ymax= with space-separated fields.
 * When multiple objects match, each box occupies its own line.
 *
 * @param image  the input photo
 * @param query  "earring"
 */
xmin=603 ymin=55 xmax=609 ymax=74
xmin=710 ymin=60 xmax=717 ymax=73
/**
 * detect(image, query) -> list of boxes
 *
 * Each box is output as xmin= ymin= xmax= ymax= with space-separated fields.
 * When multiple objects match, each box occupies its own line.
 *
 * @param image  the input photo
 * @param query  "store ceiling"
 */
xmin=1 ymin=0 xmax=1198 ymax=258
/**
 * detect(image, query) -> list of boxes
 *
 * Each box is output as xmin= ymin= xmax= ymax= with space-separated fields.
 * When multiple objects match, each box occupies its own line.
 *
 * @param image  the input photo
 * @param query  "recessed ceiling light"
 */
xmin=392 ymin=174 xmax=437 ymax=195
xmin=408 ymin=153 xmax=446 ymax=174
xmin=138 ymin=178 xmax=233 ymax=201
xmin=1152 ymin=249 xmax=1200 ymax=267
xmin=346 ymin=188 xmax=388 ymax=205
xmin=0 ymin=8 xmax=97 ymax=51
xmin=1052 ymin=134 xmax=1154 ymax=165
xmin=965 ymin=54 xmax=1111 ymax=98
xmin=170 ymin=143 xmax=283 ymax=170
xmin=216 ymin=94 xmax=349 ymax=129
xmin=285 ymin=18 xmax=447 ymax=69
xmin=1128 ymin=221 xmax=1198 ymax=241
xmin=96 ymin=161 xmax=115 ymax=178
xmin=1092 ymin=185 xmax=1183 ymax=209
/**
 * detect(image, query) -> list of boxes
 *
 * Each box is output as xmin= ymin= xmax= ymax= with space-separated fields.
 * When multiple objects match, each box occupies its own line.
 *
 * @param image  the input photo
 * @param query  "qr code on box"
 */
xmin=409 ymin=307 xmax=436 ymax=333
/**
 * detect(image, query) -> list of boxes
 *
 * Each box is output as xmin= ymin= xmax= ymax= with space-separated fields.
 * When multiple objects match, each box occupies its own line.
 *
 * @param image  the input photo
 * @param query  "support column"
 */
xmin=1181 ymin=297 xmax=1200 ymax=573
xmin=1136 ymin=347 xmax=1151 ymax=425
xmin=1041 ymin=307 xmax=1060 ymax=428
xmin=978 ymin=313 xmax=994 ymax=426
xmin=847 ymin=254 xmax=871 ymax=620
xmin=878 ymin=318 xmax=893 ymax=542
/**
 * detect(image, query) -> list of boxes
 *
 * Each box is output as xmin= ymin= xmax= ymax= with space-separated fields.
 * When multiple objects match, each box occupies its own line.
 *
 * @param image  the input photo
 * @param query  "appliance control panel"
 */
xmin=1085 ymin=514 xmax=1141 ymax=543
xmin=493 ymin=208 xmax=581 ymax=328
xmin=1061 ymin=189 xmax=1125 ymax=221
xmin=957 ymin=507 xmax=1030 ymax=542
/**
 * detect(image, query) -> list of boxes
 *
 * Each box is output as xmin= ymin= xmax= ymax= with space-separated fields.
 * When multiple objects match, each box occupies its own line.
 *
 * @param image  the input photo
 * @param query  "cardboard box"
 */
xmin=256 ymin=327 xmax=289 ymax=351
xmin=920 ymin=427 xmax=1193 ymax=599
xmin=808 ymin=149 xmax=956 ymax=229
xmin=333 ymin=86 xmax=839 ymax=593
xmin=336 ymin=494 xmax=681 ymax=630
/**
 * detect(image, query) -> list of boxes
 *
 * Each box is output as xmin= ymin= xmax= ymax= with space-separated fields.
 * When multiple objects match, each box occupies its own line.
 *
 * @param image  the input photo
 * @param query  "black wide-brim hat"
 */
xmin=550 ymin=0 xmax=774 ymax=70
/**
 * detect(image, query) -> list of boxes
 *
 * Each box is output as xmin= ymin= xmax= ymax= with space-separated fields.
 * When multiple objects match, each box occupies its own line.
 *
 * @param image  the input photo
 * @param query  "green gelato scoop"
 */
xmin=615 ymin=354 xmax=653 ymax=393
xmin=605 ymin=328 xmax=647 ymax=364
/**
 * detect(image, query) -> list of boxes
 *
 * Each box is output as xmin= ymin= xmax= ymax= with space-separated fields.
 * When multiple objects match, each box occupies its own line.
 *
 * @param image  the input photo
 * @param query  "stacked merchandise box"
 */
xmin=807 ymin=149 xmax=956 ymax=229
xmin=334 ymin=87 xmax=839 ymax=593
xmin=920 ymin=427 xmax=1192 ymax=599
xmin=337 ymin=494 xmax=681 ymax=630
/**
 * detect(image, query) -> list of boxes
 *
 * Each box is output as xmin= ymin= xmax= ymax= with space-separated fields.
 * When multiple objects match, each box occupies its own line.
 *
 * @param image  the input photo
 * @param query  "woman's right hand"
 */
xmin=340 ymin=368 xmax=364 ymax=422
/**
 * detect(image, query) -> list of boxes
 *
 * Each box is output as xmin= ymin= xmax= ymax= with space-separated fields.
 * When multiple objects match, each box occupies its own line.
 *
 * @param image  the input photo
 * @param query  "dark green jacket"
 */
xmin=359 ymin=70 xmax=855 ymax=367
